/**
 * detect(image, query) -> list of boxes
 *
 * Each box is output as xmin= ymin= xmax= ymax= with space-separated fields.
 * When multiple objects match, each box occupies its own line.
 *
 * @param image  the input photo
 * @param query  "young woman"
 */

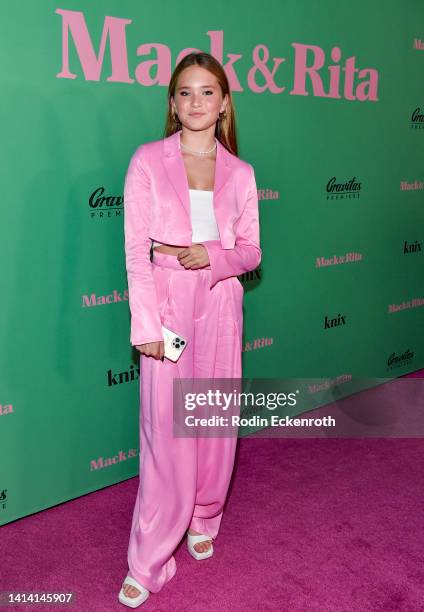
xmin=118 ymin=51 xmax=261 ymax=608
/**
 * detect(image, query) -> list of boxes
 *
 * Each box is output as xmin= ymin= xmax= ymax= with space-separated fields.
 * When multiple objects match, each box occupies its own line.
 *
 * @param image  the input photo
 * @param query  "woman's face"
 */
xmin=171 ymin=65 xmax=228 ymax=133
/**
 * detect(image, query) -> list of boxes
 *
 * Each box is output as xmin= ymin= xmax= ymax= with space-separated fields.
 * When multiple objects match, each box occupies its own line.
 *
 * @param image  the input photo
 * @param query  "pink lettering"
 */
xmin=55 ymin=9 xmax=134 ymax=82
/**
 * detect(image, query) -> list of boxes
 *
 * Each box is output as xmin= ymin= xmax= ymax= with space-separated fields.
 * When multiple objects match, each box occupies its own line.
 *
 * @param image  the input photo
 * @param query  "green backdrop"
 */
xmin=1 ymin=1 xmax=423 ymax=524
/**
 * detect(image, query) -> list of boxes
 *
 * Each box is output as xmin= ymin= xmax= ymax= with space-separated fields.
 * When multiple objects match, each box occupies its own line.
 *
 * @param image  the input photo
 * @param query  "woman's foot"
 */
xmin=118 ymin=574 xmax=149 ymax=608
xmin=122 ymin=582 xmax=141 ymax=599
xmin=187 ymin=528 xmax=213 ymax=553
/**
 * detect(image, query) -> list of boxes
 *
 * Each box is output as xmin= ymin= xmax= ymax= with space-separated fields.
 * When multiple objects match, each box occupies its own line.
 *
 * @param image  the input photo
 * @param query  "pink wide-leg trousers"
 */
xmin=126 ymin=250 xmax=244 ymax=593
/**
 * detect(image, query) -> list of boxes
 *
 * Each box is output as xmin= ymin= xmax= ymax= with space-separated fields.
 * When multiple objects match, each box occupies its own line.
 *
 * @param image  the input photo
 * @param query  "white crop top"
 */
xmin=152 ymin=189 xmax=220 ymax=247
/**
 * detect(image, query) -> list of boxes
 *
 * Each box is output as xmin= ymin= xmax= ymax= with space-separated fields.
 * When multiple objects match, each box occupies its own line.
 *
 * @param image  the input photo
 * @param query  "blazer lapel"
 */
xmin=162 ymin=129 xmax=233 ymax=223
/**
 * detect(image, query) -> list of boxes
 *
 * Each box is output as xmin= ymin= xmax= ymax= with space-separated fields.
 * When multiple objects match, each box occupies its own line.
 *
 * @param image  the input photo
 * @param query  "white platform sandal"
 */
xmin=187 ymin=531 xmax=214 ymax=561
xmin=118 ymin=575 xmax=150 ymax=608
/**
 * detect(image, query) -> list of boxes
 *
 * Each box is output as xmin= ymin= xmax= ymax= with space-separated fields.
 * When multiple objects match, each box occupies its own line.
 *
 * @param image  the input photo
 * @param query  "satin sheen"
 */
xmin=126 ymin=250 xmax=243 ymax=593
xmin=123 ymin=129 xmax=261 ymax=346
xmin=152 ymin=189 xmax=220 ymax=248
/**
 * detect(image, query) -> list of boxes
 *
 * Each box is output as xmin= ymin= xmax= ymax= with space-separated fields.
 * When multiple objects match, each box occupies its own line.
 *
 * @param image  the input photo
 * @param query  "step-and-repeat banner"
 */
xmin=1 ymin=1 xmax=423 ymax=523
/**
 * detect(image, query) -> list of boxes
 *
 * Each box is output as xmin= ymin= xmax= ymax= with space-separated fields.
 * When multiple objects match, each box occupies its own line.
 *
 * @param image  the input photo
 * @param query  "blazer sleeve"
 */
xmin=123 ymin=145 xmax=164 ymax=346
xmin=202 ymin=163 xmax=262 ymax=288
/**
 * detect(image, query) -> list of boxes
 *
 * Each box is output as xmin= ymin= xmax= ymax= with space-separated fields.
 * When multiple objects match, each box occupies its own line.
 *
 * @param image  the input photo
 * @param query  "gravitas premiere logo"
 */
xmin=89 ymin=187 xmax=123 ymax=219
xmin=326 ymin=176 xmax=362 ymax=201
xmin=411 ymin=107 xmax=424 ymax=130
xmin=0 ymin=489 xmax=7 ymax=511
xmin=55 ymin=9 xmax=380 ymax=102
xmin=387 ymin=349 xmax=414 ymax=370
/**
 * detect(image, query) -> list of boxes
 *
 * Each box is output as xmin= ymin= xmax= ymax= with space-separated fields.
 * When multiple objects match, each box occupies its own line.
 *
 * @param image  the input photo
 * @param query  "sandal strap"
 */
xmin=187 ymin=533 xmax=213 ymax=545
xmin=122 ymin=575 xmax=149 ymax=594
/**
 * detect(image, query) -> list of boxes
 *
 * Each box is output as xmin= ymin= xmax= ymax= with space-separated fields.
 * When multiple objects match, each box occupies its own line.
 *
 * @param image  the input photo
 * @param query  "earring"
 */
xmin=219 ymin=111 xmax=227 ymax=120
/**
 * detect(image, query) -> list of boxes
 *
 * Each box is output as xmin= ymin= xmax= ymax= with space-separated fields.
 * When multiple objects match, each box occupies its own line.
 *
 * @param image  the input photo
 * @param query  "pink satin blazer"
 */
xmin=123 ymin=129 xmax=261 ymax=346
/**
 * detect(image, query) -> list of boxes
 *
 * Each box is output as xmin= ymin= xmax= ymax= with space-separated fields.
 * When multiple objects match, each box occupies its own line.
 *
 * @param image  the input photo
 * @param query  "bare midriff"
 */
xmin=153 ymin=244 xmax=188 ymax=256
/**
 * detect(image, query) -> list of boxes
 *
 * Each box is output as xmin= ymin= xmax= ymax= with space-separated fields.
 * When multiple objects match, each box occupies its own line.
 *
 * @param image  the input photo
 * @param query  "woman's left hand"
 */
xmin=177 ymin=244 xmax=210 ymax=269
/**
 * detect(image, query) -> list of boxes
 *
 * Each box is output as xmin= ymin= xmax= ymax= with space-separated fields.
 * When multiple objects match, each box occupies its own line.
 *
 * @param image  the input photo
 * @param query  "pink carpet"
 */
xmin=2 ymin=372 xmax=424 ymax=611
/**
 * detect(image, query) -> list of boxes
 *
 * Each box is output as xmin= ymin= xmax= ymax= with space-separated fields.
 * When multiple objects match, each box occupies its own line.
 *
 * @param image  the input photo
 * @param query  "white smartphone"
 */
xmin=162 ymin=325 xmax=188 ymax=362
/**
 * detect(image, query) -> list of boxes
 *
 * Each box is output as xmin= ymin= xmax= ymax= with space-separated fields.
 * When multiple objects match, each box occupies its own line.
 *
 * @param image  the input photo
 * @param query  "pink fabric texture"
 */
xmin=123 ymin=129 xmax=261 ymax=346
xmin=126 ymin=250 xmax=243 ymax=593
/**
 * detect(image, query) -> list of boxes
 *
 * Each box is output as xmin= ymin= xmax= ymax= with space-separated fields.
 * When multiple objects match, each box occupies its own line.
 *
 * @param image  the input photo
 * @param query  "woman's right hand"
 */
xmin=136 ymin=340 xmax=165 ymax=360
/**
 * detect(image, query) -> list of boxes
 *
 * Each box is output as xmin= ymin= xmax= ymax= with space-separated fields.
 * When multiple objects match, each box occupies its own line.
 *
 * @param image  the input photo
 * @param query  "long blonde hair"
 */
xmin=164 ymin=51 xmax=238 ymax=156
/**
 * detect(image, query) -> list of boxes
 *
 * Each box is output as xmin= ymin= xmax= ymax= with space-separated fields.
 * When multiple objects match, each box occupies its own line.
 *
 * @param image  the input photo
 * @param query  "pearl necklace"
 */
xmin=180 ymin=140 xmax=217 ymax=156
